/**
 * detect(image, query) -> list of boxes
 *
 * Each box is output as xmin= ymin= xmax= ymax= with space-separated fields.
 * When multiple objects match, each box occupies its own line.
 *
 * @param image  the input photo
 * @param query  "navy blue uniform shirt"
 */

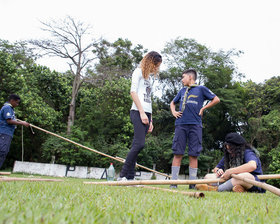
xmin=0 ymin=103 xmax=16 ymax=137
xmin=173 ymin=85 xmax=216 ymax=126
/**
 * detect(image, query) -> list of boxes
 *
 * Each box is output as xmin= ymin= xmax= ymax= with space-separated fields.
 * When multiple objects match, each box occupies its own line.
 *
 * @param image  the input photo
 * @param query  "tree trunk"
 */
xmin=67 ymin=71 xmax=81 ymax=135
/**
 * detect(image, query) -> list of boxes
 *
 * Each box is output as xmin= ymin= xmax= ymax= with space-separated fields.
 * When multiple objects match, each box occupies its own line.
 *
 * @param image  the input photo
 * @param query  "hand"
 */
xmin=221 ymin=169 xmax=232 ymax=180
xmin=21 ymin=121 xmax=30 ymax=127
xmin=216 ymin=168 xmax=224 ymax=177
xmin=199 ymin=108 xmax=205 ymax=117
xmin=148 ymin=122 xmax=153 ymax=133
xmin=140 ymin=112 xmax=149 ymax=125
xmin=172 ymin=110 xmax=182 ymax=119
xmin=212 ymin=167 xmax=219 ymax=173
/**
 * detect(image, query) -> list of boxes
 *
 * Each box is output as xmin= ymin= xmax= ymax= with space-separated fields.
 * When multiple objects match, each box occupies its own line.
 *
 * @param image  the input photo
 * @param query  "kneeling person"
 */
xmin=196 ymin=133 xmax=265 ymax=193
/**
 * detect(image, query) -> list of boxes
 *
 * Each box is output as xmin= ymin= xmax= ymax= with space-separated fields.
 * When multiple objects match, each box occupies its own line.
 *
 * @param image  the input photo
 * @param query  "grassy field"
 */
xmin=0 ymin=174 xmax=279 ymax=224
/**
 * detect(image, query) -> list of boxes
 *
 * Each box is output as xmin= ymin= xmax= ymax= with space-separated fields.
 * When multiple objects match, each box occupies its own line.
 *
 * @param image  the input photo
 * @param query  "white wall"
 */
xmin=13 ymin=161 xmax=182 ymax=180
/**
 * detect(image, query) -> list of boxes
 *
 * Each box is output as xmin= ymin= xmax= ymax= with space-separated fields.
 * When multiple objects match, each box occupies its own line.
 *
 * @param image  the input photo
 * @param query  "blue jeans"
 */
xmin=120 ymin=110 xmax=151 ymax=179
xmin=0 ymin=133 xmax=13 ymax=168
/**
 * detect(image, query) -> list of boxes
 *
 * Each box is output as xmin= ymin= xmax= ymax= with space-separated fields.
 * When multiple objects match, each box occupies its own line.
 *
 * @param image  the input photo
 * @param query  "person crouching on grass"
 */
xmin=0 ymin=94 xmax=29 ymax=169
xmin=195 ymin=132 xmax=266 ymax=193
xmin=118 ymin=51 xmax=162 ymax=181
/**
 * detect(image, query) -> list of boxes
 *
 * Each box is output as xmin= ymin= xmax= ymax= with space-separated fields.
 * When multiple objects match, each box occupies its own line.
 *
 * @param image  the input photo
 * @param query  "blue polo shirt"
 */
xmin=172 ymin=85 xmax=216 ymax=126
xmin=0 ymin=103 xmax=16 ymax=137
xmin=216 ymin=149 xmax=264 ymax=176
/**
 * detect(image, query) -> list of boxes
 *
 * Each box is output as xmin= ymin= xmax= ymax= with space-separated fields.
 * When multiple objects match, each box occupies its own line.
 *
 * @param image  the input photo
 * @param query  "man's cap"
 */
xmin=225 ymin=133 xmax=246 ymax=145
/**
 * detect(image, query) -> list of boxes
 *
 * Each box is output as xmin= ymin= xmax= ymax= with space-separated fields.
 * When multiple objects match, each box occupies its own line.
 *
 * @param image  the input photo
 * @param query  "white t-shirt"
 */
xmin=130 ymin=67 xmax=152 ymax=113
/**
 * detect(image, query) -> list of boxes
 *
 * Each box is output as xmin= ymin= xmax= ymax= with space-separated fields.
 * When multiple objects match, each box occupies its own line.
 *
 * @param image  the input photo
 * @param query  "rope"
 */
xmin=21 ymin=125 xmax=24 ymax=162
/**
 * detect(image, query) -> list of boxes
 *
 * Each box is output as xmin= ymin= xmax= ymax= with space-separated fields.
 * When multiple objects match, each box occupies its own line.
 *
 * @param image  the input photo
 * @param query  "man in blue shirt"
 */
xmin=170 ymin=69 xmax=220 ymax=189
xmin=195 ymin=132 xmax=265 ymax=193
xmin=0 ymin=94 xmax=29 ymax=169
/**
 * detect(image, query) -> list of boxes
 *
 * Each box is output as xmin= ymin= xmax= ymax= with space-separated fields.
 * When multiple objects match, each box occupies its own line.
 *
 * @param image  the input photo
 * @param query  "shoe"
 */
xmin=170 ymin=184 xmax=178 ymax=189
xmin=195 ymin=184 xmax=218 ymax=191
xmin=117 ymin=177 xmax=128 ymax=181
xmin=232 ymin=185 xmax=246 ymax=193
xmin=189 ymin=184 xmax=195 ymax=189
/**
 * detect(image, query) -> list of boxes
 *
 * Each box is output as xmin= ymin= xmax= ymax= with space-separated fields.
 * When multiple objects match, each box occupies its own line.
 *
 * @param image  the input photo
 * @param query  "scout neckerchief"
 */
xmin=181 ymin=84 xmax=198 ymax=112
xmin=4 ymin=103 xmax=13 ymax=108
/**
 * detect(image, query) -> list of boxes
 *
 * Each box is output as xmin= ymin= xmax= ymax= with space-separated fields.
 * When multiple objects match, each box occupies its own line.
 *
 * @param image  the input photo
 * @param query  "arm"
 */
xmin=221 ymin=160 xmax=257 ymax=180
xmin=212 ymin=157 xmax=225 ymax=176
xmin=7 ymin=119 xmax=29 ymax=127
xmin=170 ymin=101 xmax=182 ymax=118
xmin=199 ymin=96 xmax=220 ymax=116
xmin=131 ymin=91 xmax=149 ymax=125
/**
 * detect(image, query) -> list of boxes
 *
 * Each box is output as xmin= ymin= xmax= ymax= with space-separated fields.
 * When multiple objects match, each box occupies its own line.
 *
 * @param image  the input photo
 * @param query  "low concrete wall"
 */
xmin=13 ymin=161 xmax=185 ymax=180
xmin=13 ymin=161 xmax=66 ymax=177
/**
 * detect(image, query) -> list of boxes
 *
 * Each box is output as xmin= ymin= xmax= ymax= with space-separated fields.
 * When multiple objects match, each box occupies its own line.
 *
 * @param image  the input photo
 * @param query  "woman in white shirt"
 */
xmin=119 ymin=51 xmax=162 ymax=180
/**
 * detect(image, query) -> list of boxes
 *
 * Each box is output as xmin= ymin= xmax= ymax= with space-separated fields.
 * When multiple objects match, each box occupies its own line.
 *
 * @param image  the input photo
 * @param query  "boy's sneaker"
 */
xmin=232 ymin=185 xmax=246 ymax=193
xmin=170 ymin=184 xmax=178 ymax=189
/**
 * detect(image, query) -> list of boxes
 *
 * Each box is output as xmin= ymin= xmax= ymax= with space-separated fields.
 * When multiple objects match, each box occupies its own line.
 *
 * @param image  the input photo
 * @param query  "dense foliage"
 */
xmin=0 ymin=38 xmax=279 ymax=185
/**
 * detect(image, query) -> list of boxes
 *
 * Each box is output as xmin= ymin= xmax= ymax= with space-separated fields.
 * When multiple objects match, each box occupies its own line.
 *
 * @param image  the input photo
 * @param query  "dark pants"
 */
xmin=0 ymin=133 xmax=12 ymax=169
xmin=120 ymin=110 xmax=151 ymax=179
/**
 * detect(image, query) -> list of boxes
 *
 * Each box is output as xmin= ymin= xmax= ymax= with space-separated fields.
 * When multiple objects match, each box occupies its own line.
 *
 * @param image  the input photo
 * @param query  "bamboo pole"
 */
xmin=231 ymin=174 xmax=280 ymax=197
xmin=83 ymin=174 xmax=280 ymax=186
xmin=0 ymin=172 xmax=11 ymax=175
xmin=19 ymin=120 xmax=170 ymax=178
xmin=84 ymin=179 xmax=224 ymax=186
xmin=136 ymin=185 xmax=204 ymax=198
xmin=0 ymin=177 xmax=63 ymax=182
xmin=258 ymin=174 xmax=280 ymax=180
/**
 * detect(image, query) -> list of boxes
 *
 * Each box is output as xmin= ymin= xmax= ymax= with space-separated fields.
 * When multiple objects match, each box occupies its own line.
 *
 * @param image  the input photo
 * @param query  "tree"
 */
xmin=29 ymin=16 xmax=96 ymax=134
xmin=89 ymin=38 xmax=147 ymax=85
xmin=0 ymin=40 xmax=72 ymax=167
xmin=242 ymin=77 xmax=280 ymax=171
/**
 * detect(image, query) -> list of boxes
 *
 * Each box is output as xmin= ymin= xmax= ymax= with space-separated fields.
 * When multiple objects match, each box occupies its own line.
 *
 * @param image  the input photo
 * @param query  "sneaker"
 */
xmin=170 ymin=184 xmax=178 ymax=189
xmin=232 ymin=185 xmax=246 ymax=193
xmin=189 ymin=184 xmax=195 ymax=189
xmin=195 ymin=184 xmax=218 ymax=191
xmin=117 ymin=177 xmax=128 ymax=181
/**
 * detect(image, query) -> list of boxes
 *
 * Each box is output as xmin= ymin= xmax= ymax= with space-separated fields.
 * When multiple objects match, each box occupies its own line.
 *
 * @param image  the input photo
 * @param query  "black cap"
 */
xmin=225 ymin=133 xmax=246 ymax=145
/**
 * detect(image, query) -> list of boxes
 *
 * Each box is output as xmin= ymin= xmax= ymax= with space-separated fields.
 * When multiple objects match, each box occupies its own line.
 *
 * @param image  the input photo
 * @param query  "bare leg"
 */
xmin=189 ymin=156 xmax=197 ymax=168
xmin=172 ymin=154 xmax=183 ymax=166
xmin=231 ymin=172 xmax=254 ymax=189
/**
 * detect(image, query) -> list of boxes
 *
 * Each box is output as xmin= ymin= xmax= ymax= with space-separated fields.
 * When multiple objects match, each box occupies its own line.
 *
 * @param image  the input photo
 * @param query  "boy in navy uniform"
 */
xmin=170 ymin=69 xmax=220 ymax=188
xmin=0 ymin=94 xmax=29 ymax=169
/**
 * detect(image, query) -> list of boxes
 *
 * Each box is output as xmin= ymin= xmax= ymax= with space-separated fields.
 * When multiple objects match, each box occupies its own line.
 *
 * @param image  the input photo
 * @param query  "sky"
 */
xmin=0 ymin=0 xmax=279 ymax=83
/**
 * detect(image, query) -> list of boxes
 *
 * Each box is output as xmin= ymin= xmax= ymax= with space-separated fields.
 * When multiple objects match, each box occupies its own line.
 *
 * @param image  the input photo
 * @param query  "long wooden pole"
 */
xmin=231 ymin=174 xmax=280 ymax=197
xmin=137 ymin=185 xmax=204 ymax=198
xmin=84 ymin=179 xmax=225 ymax=186
xmin=258 ymin=174 xmax=280 ymax=180
xmin=83 ymin=174 xmax=280 ymax=186
xmin=19 ymin=120 xmax=170 ymax=178
xmin=0 ymin=177 xmax=63 ymax=182
xmin=0 ymin=172 xmax=11 ymax=175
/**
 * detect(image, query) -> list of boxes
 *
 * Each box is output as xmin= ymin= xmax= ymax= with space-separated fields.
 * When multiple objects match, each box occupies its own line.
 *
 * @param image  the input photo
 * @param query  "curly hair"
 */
xmin=140 ymin=51 xmax=162 ymax=79
xmin=223 ymin=143 xmax=255 ymax=170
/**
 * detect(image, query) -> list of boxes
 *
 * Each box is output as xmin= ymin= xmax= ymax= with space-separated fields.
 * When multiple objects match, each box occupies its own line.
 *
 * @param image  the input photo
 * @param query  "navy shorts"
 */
xmin=172 ymin=124 xmax=202 ymax=157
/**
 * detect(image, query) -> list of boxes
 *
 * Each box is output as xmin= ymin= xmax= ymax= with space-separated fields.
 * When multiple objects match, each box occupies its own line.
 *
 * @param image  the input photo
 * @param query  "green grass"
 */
xmin=0 ymin=174 xmax=279 ymax=224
